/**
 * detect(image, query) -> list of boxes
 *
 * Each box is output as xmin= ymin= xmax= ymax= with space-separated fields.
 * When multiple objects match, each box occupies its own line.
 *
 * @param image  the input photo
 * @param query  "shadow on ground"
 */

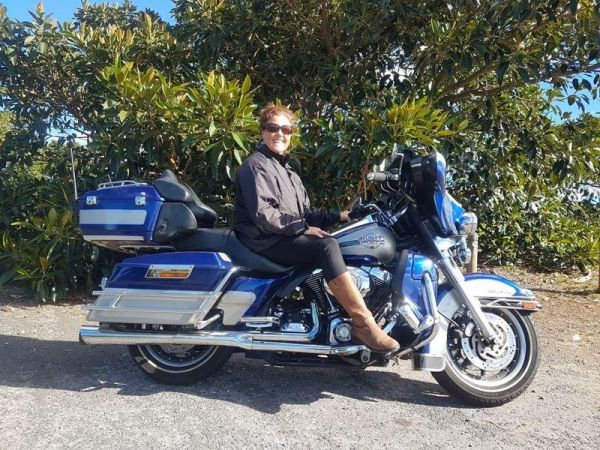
xmin=0 ymin=334 xmax=460 ymax=413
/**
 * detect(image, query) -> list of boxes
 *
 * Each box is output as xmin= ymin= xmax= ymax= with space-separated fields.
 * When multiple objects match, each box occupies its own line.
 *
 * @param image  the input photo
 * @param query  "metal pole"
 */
xmin=467 ymin=232 xmax=478 ymax=273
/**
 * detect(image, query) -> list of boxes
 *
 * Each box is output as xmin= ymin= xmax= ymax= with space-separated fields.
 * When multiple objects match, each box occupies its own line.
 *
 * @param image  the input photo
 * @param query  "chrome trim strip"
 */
xmin=85 ymin=306 xmax=203 ymax=314
xmin=331 ymin=215 xmax=374 ymax=236
xmin=480 ymin=298 xmax=542 ymax=312
xmin=80 ymin=209 xmax=147 ymax=225
xmin=477 ymin=295 xmax=537 ymax=301
xmin=89 ymin=288 xmax=213 ymax=300
xmin=79 ymin=325 xmax=366 ymax=356
xmin=241 ymin=316 xmax=280 ymax=324
xmin=83 ymin=235 xmax=145 ymax=241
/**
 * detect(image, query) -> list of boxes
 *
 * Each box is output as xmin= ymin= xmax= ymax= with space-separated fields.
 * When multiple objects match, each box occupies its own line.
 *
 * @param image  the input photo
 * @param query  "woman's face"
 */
xmin=262 ymin=113 xmax=292 ymax=155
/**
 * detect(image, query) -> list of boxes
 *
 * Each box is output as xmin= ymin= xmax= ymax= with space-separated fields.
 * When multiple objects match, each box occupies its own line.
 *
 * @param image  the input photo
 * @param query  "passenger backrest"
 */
xmin=152 ymin=170 xmax=218 ymax=227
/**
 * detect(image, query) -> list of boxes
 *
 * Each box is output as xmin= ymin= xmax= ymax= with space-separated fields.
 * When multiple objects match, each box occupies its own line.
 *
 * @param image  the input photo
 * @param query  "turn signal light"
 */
xmin=521 ymin=301 xmax=539 ymax=310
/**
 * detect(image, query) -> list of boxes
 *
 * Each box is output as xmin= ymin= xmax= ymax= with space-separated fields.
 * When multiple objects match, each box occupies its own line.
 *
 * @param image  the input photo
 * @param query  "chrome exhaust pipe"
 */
xmin=79 ymin=325 xmax=366 ymax=356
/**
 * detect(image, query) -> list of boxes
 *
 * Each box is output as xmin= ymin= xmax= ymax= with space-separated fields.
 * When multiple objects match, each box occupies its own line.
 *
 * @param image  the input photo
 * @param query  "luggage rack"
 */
xmin=98 ymin=180 xmax=147 ymax=189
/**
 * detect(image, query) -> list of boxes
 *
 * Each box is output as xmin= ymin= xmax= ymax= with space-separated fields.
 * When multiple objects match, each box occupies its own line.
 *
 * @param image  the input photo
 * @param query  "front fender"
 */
xmin=413 ymin=273 xmax=538 ymax=373
xmin=437 ymin=273 xmax=537 ymax=320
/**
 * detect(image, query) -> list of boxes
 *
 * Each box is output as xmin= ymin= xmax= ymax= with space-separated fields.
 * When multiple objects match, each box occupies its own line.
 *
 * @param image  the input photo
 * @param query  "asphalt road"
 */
xmin=0 ymin=285 xmax=598 ymax=449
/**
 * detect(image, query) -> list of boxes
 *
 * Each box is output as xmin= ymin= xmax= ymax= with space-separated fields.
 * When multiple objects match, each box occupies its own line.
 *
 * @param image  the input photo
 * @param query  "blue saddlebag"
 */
xmin=85 ymin=252 xmax=235 ymax=325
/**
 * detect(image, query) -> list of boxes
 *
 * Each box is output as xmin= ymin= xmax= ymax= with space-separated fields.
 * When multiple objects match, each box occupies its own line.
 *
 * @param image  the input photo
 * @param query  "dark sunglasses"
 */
xmin=264 ymin=123 xmax=294 ymax=135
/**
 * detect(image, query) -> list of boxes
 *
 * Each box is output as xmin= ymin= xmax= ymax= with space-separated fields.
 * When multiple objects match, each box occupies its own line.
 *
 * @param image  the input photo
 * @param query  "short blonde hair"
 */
xmin=259 ymin=103 xmax=298 ymax=130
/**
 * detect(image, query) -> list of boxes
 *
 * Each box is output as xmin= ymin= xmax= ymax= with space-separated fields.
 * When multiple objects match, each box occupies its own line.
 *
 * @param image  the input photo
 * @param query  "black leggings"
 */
xmin=259 ymin=235 xmax=347 ymax=282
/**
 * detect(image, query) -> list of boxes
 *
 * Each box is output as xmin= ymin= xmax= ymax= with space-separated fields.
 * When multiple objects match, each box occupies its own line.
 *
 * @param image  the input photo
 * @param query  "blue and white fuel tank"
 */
xmin=333 ymin=217 xmax=396 ymax=266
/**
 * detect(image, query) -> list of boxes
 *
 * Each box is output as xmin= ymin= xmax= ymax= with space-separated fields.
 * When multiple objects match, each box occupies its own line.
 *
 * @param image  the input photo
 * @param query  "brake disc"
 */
xmin=461 ymin=313 xmax=517 ymax=371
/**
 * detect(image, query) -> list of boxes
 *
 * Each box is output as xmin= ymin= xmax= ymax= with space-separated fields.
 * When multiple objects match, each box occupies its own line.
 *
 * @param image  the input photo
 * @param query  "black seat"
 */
xmin=152 ymin=170 xmax=218 ymax=227
xmin=173 ymin=228 xmax=295 ymax=274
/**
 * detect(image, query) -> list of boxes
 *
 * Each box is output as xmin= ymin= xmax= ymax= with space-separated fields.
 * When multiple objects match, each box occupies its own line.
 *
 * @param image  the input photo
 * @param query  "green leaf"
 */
xmin=48 ymin=208 xmax=57 ymax=226
xmin=231 ymin=132 xmax=245 ymax=151
xmin=496 ymin=61 xmax=509 ymax=85
xmin=517 ymin=68 xmax=530 ymax=83
xmin=208 ymin=121 xmax=216 ymax=137
xmin=0 ymin=268 xmax=16 ymax=286
xmin=91 ymin=246 xmax=99 ymax=262
xmin=232 ymin=147 xmax=242 ymax=165
xmin=581 ymin=79 xmax=592 ymax=90
xmin=118 ymin=110 xmax=128 ymax=122
xmin=569 ymin=0 xmax=579 ymax=14
xmin=241 ymin=75 xmax=251 ymax=94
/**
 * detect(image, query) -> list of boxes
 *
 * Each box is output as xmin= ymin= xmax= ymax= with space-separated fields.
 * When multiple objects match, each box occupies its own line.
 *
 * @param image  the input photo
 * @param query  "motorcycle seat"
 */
xmin=172 ymin=228 xmax=295 ymax=274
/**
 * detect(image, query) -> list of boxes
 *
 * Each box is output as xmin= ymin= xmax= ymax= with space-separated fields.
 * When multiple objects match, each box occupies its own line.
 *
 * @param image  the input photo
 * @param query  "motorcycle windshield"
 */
xmin=432 ymin=153 xmax=460 ymax=236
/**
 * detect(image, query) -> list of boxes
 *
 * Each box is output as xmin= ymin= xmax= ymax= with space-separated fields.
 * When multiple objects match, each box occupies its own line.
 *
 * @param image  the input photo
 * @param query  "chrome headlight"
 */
xmin=459 ymin=212 xmax=478 ymax=235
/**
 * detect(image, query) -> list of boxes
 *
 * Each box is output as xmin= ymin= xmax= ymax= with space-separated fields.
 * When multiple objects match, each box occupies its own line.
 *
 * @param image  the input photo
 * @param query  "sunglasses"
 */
xmin=264 ymin=123 xmax=294 ymax=135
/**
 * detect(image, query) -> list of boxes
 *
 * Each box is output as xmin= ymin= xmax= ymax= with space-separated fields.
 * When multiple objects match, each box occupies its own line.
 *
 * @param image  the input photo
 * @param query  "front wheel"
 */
xmin=128 ymin=343 xmax=233 ymax=385
xmin=433 ymin=309 xmax=539 ymax=407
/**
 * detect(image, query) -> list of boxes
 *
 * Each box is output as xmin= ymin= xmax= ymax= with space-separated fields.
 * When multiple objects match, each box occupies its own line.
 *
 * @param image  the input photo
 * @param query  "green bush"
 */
xmin=0 ymin=1 xmax=598 ymax=301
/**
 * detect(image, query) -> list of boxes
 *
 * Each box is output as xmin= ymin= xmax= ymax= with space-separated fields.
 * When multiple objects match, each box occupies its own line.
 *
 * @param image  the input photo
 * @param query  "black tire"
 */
xmin=128 ymin=343 xmax=233 ymax=385
xmin=433 ymin=310 xmax=540 ymax=407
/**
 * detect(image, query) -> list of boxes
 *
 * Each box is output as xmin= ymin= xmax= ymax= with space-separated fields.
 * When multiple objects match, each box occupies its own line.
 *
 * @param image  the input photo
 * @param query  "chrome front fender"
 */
xmin=437 ymin=273 xmax=540 ymax=320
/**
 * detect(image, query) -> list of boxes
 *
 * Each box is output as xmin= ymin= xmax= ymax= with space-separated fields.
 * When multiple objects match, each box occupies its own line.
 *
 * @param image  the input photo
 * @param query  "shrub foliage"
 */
xmin=0 ymin=1 xmax=598 ymax=300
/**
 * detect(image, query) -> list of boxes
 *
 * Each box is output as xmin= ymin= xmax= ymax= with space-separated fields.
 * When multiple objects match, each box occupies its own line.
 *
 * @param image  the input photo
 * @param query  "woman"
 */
xmin=234 ymin=104 xmax=399 ymax=354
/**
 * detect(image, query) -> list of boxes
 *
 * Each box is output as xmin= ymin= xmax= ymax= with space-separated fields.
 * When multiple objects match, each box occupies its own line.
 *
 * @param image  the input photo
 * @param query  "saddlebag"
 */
xmin=85 ymin=252 xmax=235 ymax=326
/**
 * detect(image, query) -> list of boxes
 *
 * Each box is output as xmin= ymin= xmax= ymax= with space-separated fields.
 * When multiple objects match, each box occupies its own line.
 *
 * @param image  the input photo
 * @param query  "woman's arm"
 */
xmin=305 ymin=207 xmax=342 ymax=228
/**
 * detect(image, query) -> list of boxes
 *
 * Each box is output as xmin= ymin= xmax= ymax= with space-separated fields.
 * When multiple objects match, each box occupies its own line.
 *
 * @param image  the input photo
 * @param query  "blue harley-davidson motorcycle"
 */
xmin=78 ymin=147 xmax=541 ymax=407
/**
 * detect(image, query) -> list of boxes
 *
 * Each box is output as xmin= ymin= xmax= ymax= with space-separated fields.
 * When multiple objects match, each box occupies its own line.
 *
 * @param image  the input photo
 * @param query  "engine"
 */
xmin=267 ymin=267 xmax=393 ymax=337
xmin=325 ymin=267 xmax=393 ymax=314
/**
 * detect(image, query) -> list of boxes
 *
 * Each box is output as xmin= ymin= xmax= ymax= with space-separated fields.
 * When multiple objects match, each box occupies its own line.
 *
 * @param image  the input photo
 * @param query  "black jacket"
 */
xmin=234 ymin=144 xmax=340 ymax=252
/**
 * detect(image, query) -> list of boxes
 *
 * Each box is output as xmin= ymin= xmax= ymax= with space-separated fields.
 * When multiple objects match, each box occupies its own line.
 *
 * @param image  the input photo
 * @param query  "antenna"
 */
xmin=69 ymin=146 xmax=78 ymax=200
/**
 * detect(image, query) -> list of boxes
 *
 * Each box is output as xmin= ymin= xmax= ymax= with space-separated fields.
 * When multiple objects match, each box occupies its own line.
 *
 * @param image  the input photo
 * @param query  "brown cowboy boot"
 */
xmin=327 ymin=272 xmax=400 ymax=354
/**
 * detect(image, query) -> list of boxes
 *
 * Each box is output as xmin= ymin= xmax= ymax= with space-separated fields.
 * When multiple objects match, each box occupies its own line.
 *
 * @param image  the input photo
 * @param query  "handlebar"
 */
xmin=366 ymin=171 xmax=400 ymax=182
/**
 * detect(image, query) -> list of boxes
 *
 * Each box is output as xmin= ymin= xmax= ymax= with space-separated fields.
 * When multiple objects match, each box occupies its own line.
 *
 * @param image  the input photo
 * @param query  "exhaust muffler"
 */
xmin=79 ymin=325 xmax=365 ymax=356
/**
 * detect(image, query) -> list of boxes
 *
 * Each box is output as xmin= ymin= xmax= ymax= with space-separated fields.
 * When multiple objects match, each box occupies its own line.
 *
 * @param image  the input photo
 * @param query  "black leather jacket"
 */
xmin=234 ymin=144 xmax=340 ymax=252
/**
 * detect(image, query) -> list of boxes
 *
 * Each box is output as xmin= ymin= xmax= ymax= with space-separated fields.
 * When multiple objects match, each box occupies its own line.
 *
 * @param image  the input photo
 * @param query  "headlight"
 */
xmin=459 ymin=212 xmax=478 ymax=235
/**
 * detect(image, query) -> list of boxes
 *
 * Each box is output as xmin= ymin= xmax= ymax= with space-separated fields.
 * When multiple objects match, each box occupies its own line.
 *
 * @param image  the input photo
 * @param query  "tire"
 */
xmin=432 ymin=309 xmax=540 ymax=407
xmin=128 ymin=343 xmax=233 ymax=385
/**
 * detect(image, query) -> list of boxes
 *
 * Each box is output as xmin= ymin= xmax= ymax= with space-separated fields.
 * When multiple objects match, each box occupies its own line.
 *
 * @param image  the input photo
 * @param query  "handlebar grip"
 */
xmin=367 ymin=171 xmax=389 ymax=182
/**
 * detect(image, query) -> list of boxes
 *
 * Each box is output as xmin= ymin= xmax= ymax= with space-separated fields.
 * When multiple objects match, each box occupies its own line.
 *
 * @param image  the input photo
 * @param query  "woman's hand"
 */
xmin=303 ymin=226 xmax=332 ymax=238
xmin=339 ymin=210 xmax=351 ymax=222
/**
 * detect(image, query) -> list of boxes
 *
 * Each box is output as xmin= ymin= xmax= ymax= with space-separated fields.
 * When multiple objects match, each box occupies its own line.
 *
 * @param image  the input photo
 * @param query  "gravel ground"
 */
xmin=1 ymin=267 xmax=599 ymax=449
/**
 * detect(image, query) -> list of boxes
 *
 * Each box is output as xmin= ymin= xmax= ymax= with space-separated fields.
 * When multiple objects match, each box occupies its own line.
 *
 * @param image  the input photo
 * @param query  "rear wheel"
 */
xmin=433 ymin=309 xmax=539 ymax=407
xmin=128 ymin=343 xmax=233 ymax=385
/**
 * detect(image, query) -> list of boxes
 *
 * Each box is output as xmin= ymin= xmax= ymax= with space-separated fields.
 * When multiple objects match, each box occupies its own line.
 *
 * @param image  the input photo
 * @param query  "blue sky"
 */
xmin=0 ymin=0 xmax=174 ymax=22
xmin=1 ymin=0 xmax=598 ymax=121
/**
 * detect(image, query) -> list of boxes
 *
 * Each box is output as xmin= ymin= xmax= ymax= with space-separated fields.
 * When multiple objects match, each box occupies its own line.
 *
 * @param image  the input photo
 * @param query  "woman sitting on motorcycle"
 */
xmin=234 ymin=103 xmax=399 ymax=354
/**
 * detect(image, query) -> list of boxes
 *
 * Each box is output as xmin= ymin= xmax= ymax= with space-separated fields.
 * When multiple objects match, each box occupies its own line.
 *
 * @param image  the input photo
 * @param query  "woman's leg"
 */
xmin=259 ymin=236 xmax=399 ymax=354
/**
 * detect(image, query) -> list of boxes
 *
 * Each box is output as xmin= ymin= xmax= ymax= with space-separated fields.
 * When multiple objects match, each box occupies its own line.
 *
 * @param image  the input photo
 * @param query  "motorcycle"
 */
xmin=77 ymin=146 xmax=541 ymax=407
